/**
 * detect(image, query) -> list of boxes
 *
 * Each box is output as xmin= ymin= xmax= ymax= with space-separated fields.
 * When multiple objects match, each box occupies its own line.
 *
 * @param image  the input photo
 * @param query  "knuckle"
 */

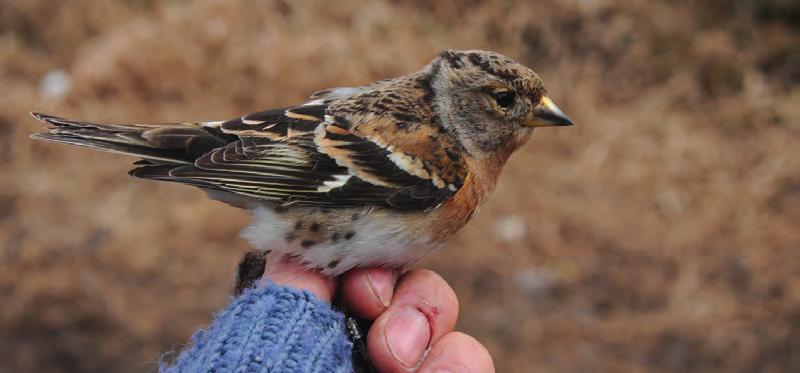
xmin=451 ymin=332 xmax=494 ymax=372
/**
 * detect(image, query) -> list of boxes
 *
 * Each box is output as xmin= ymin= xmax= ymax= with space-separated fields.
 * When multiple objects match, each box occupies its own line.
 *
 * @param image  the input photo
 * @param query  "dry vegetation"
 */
xmin=1 ymin=0 xmax=798 ymax=372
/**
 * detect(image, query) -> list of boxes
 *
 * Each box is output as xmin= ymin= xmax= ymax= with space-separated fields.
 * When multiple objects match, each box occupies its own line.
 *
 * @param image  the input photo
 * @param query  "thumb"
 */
xmin=260 ymin=253 xmax=337 ymax=302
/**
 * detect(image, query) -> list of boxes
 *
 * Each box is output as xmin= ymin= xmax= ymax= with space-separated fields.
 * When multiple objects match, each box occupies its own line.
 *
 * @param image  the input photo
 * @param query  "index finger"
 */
xmin=260 ymin=253 xmax=337 ymax=302
xmin=339 ymin=267 xmax=397 ymax=319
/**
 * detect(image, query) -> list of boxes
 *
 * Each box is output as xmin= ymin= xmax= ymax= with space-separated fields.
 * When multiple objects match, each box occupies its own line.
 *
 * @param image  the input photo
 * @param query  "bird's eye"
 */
xmin=492 ymin=91 xmax=515 ymax=108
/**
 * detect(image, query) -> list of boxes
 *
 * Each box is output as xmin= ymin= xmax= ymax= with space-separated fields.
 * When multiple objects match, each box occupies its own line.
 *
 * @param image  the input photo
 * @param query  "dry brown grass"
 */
xmin=1 ymin=0 xmax=798 ymax=371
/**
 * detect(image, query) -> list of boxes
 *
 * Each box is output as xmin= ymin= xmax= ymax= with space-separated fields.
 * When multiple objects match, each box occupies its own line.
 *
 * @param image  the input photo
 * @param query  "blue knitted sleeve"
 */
xmin=160 ymin=283 xmax=353 ymax=373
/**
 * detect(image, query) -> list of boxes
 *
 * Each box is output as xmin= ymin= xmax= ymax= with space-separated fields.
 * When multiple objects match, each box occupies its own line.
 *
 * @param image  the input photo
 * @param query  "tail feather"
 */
xmin=30 ymin=112 xmax=234 ymax=165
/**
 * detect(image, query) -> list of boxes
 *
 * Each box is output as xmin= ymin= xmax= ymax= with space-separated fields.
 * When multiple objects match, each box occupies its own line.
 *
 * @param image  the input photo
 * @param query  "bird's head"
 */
xmin=428 ymin=49 xmax=572 ymax=160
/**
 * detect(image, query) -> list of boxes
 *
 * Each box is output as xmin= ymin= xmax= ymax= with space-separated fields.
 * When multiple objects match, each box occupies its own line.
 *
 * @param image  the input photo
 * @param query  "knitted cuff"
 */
xmin=161 ymin=284 xmax=352 ymax=373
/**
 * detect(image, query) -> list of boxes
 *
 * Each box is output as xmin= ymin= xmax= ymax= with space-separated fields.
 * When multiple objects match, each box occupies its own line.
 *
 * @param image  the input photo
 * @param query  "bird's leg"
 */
xmin=340 ymin=312 xmax=377 ymax=373
xmin=233 ymin=250 xmax=268 ymax=296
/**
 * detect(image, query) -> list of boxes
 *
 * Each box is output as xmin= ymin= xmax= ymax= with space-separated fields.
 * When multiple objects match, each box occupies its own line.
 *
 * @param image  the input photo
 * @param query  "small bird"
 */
xmin=31 ymin=49 xmax=572 ymax=275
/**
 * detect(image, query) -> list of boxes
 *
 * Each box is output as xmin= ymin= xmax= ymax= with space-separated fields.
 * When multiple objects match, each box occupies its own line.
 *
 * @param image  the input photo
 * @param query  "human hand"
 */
xmin=261 ymin=254 xmax=495 ymax=373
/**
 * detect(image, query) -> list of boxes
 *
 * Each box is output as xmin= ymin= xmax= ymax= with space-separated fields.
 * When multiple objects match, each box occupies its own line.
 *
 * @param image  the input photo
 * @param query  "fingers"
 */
xmin=339 ymin=268 xmax=396 ymax=319
xmin=418 ymin=332 xmax=494 ymax=373
xmin=367 ymin=269 xmax=459 ymax=372
xmin=260 ymin=253 xmax=336 ymax=302
xmin=260 ymin=259 xmax=493 ymax=371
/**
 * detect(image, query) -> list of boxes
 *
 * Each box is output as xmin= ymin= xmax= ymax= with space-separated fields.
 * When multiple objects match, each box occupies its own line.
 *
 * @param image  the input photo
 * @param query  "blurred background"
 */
xmin=1 ymin=0 xmax=798 ymax=372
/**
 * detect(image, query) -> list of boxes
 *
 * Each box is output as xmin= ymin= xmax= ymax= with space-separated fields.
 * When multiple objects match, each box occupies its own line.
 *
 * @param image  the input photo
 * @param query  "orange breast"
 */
xmin=428 ymin=156 xmax=507 ymax=242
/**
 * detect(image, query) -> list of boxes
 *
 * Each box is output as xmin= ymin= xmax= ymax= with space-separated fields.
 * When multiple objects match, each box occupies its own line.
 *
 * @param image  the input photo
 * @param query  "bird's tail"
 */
xmin=30 ymin=112 xmax=234 ymax=165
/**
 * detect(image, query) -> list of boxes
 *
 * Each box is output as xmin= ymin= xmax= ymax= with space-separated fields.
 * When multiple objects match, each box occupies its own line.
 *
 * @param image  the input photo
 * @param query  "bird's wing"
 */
xmin=30 ymin=113 xmax=234 ymax=164
xmin=131 ymin=102 xmax=468 ymax=210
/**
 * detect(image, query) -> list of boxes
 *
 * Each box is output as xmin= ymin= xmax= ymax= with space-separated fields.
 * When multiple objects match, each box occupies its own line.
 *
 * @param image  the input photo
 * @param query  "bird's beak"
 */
xmin=524 ymin=96 xmax=573 ymax=127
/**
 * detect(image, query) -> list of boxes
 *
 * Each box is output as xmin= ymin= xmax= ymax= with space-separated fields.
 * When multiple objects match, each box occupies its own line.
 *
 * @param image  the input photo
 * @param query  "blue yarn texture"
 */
xmin=161 ymin=284 xmax=353 ymax=373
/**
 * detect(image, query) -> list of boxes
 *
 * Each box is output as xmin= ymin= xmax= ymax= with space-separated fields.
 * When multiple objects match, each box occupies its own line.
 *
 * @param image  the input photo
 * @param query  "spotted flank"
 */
xmin=242 ymin=205 xmax=438 ymax=275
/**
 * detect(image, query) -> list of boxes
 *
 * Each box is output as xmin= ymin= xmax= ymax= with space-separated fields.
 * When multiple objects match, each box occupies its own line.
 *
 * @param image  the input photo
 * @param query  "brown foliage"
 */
xmin=1 ymin=0 xmax=798 ymax=371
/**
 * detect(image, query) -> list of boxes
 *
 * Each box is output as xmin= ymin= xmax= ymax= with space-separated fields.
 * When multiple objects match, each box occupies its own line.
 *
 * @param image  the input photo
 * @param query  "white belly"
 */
xmin=241 ymin=206 xmax=439 ymax=275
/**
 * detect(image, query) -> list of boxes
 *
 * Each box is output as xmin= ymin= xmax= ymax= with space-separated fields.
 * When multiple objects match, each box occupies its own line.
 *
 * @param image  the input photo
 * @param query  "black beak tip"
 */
xmin=535 ymin=111 xmax=574 ymax=127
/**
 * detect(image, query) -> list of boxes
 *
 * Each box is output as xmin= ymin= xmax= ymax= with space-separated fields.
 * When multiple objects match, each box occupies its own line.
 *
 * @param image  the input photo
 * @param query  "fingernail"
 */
xmin=366 ymin=268 xmax=393 ymax=308
xmin=385 ymin=307 xmax=430 ymax=367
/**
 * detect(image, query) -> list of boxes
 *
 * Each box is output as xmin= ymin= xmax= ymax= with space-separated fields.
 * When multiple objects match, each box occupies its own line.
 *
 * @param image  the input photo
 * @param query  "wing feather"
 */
xmin=34 ymin=92 xmax=467 ymax=211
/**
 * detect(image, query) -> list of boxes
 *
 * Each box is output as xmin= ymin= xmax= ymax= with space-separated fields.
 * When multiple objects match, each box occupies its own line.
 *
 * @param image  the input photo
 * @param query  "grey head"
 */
xmin=427 ymin=49 xmax=572 ymax=160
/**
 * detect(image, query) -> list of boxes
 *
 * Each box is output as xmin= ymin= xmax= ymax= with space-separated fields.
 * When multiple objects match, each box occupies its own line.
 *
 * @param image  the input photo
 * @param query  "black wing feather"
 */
xmin=32 ymin=102 xmax=457 ymax=211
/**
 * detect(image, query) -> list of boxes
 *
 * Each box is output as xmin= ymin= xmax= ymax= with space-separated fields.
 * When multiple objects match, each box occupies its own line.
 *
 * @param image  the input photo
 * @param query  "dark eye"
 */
xmin=492 ymin=91 xmax=515 ymax=108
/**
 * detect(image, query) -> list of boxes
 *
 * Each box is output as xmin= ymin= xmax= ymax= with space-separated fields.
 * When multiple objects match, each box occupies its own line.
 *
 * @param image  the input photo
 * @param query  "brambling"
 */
xmin=31 ymin=49 xmax=572 ymax=275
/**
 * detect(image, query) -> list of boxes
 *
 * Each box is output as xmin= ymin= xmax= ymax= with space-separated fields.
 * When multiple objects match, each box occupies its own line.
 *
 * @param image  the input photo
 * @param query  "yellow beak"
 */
xmin=524 ymin=96 xmax=573 ymax=127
